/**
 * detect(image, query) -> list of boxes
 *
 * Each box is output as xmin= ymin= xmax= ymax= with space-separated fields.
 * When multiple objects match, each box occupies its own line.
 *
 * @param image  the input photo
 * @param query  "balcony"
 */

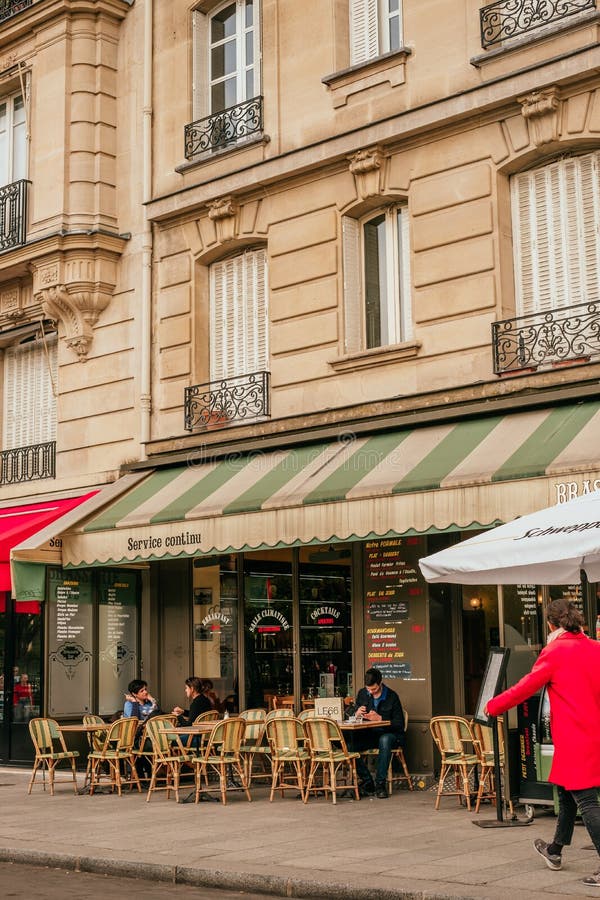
xmin=492 ymin=301 xmax=600 ymax=374
xmin=0 ymin=0 xmax=32 ymax=24
xmin=184 ymin=96 xmax=264 ymax=160
xmin=184 ymin=371 xmax=270 ymax=431
xmin=480 ymin=0 xmax=596 ymax=49
xmin=0 ymin=441 xmax=56 ymax=485
xmin=0 ymin=179 xmax=29 ymax=252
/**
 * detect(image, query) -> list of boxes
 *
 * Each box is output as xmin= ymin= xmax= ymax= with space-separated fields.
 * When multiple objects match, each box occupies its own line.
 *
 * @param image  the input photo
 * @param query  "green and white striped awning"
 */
xmin=14 ymin=400 xmax=600 ymax=569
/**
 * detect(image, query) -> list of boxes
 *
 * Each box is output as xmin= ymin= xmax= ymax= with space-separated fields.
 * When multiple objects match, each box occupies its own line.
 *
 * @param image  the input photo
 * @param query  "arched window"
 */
xmin=511 ymin=151 xmax=600 ymax=315
xmin=342 ymin=205 xmax=412 ymax=354
xmin=209 ymin=247 xmax=268 ymax=379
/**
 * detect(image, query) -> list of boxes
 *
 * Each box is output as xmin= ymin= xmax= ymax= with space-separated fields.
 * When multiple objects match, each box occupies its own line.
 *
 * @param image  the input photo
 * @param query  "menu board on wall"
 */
xmin=98 ymin=571 xmax=138 ymax=716
xmin=47 ymin=568 xmax=93 ymax=716
xmin=364 ymin=537 xmax=428 ymax=685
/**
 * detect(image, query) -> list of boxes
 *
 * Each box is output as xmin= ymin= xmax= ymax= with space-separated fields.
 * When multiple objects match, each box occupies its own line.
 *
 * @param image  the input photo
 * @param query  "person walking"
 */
xmin=485 ymin=598 xmax=600 ymax=886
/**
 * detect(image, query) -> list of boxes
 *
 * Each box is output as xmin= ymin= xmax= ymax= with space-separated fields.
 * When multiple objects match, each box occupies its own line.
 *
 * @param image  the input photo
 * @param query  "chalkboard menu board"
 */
xmin=364 ymin=537 xmax=428 ymax=702
xmin=98 ymin=570 xmax=138 ymax=716
xmin=47 ymin=568 xmax=93 ymax=716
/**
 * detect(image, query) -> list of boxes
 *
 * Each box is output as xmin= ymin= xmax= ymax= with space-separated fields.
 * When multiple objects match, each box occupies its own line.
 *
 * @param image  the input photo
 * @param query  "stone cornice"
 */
xmin=0 ymin=230 xmax=127 ymax=281
xmin=149 ymin=42 xmax=600 ymax=223
xmin=0 ymin=0 xmax=131 ymax=44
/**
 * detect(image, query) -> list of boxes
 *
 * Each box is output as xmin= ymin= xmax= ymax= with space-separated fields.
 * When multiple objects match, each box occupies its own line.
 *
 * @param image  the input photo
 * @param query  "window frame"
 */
xmin=349 ymin=0 xmax=403 ymax=67
xmin=0 ymin=89 xmax=27 ymax=187
xmin=342 ymin=204 xmax=412 ymax=355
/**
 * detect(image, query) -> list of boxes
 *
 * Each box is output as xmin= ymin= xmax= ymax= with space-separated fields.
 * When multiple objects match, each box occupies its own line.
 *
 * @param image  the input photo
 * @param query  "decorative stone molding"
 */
xmin=31 ymin=246 xmax=122 ymax=361
xmin=0 ymin=281 xmax=24 ymax=319
xmin=207 ymin=196 xmax=239 ymax=244
xmin=348 ymin=148 xmax=386 ymax=200
xmin=518 ymin=87 xmax=561 ymax=147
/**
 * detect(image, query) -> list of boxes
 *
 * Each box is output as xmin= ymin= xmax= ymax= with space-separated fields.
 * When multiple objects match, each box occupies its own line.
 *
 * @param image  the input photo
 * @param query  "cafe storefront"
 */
xmin=10 ymin=398 xmax=600 ymax=772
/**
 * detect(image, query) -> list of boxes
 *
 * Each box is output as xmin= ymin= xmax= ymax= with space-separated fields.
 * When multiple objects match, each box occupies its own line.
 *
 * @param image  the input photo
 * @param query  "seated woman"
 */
xmin=201 ymin=678 xmax=222 ymax=713
xmin=172 ymin=676 xmax=212 ymax=725
xmin=123 ymin=679 xmax=159 ymax=721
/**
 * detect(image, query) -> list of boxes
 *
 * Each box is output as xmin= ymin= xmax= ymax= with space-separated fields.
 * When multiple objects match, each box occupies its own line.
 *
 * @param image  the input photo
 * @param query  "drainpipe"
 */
xmin=140 ymin=0 xmax=153 ymax=460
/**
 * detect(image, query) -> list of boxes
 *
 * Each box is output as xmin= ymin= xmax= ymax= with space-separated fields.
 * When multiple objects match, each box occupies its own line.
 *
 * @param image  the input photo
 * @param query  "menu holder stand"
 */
xmin=472 ymin=647 xmax=531 ymax=829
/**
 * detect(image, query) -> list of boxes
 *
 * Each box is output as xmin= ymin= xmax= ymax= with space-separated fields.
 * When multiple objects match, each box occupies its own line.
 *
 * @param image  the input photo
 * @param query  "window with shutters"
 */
xmin=192 ymin=1 xmax=260 ymax=121
xmin=341 ymin=206 xmax=413 ymax=357
xmin=209 ymin=248 xmax=268 ymax=380
xmin=350 ymin=0 xmax=402 ymax=66
xmin=3 ymin=333 xmax=57 ymax=450
xmin=511 ymin=152 xmax=600 ymax=316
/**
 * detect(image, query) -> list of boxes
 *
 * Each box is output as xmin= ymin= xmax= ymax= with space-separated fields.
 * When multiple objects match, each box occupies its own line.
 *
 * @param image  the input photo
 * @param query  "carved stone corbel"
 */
xmin=37 ymin=284 xmax=110 ymax=361
xmin=207 ymin=196 xmax=239 ymax=244
xmin=348 ymin=147 xmax=386 ymax=200
xmin=518 ymin=87 xmax=561 ymax=147
xmin=31 ymin=246 xmax=121 ymax=361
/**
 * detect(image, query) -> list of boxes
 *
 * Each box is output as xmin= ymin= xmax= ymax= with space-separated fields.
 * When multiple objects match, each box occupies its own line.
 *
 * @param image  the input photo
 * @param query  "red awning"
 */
xmin=0 ymin=493 xmax=98 ymax=591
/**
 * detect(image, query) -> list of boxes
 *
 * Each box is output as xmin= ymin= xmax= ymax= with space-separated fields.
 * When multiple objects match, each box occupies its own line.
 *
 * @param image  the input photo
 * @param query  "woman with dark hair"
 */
xmin=172 ymin=676 xmax=212 ymax=725
xmin=486 ymin=598 xmax=600 ymax=886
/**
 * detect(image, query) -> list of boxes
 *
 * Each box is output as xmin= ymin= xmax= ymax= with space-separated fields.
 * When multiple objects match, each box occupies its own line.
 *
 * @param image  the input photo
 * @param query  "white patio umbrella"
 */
xmin=419 ymin=489 xmax=600 ymax=585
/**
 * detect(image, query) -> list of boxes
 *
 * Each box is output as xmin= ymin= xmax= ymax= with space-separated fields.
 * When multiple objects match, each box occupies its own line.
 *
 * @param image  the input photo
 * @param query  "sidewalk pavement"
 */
xmin=1 ymin=767 xmax=599 ymax=900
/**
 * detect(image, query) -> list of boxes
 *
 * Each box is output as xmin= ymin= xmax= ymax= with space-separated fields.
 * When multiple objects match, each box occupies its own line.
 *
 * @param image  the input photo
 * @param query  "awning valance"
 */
xmin=13 ymin=399 xmax=600 ymax=569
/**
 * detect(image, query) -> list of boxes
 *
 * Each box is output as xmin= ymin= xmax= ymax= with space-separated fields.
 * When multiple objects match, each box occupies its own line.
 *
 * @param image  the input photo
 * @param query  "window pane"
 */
xmin=389 ymin=16 xmax=400 ymax=51
xmin=193 ymin=557 xmax=239 ymax=715
xmin=364 ymin=215 xmax=387 ymax=348
xmin=389 ymin=0 xmax=399 ymax=11
xmin=245 ymin=0 xmax=254 ymax=27
xmin=211 ymin=39 xmax=237 ymax=80
xmin=211 ymin=77 xmax=237 ymax=112
xmin=246 ymin=68 xmax=254 ymax=100
xmin=246 ymin=31 xmax=254 ymax=66
xmin=211 ymin=3 xmax=237 ymax=42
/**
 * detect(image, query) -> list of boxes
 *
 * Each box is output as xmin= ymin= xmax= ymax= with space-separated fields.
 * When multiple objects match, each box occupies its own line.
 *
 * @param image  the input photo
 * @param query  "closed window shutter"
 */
xmin=350 ymin=0 xmax=379 ymax=65
xmin=342 ymin=216 xmax=362 ymax=353
xmin=210 ymin=249 xmax=268 ymax=381
xmin=511 ymin=152 xmax=600 ymax=316
xmin=3 ymin=335 xmax=57 ymax=449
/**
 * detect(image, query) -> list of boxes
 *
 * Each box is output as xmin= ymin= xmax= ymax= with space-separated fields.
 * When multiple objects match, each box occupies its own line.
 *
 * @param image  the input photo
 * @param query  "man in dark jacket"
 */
xmin=349 ymin=667 xmax=405 ymax=798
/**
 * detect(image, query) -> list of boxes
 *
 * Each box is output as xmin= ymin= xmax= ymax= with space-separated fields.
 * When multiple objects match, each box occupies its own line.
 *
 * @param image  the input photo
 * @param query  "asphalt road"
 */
xmin=0 ymin=862 xmax=292 ymax=899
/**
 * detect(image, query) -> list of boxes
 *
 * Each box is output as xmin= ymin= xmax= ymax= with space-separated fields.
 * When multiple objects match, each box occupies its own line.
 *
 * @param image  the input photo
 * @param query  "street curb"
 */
xmin=0 ymin=846 xmax=481 ymax=900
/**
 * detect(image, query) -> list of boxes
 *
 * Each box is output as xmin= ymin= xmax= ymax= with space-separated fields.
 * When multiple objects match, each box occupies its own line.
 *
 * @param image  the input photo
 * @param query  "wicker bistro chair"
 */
xmin=265 ymin=708 xmax=294 ymax=722
xmin=88 ymin=716 xmax=142 ymax=796
xmin=239 ymin=708 xmax=270 ymax=786
xmin=471 ymin=718 xmax=513 ymax=815
xmin=184 ymin=709 xmax=221 ymax=756
xmin=192 ymin=717 xmax=251 ymax=805
xmin=359 ymin=709 xmax=413 ymax=794
xmin=82 ymin=714 xmax=107 ymax=787
xmin=266 ymin=716 xmax=310 ymax=802
xmin=429 ymin=715 xmax=479 ymax=811
xmin=304 ymin=717 xmax=360 ymax=805
xmin=133 ymin=714 xmax=178 ymax=785
xmin=28 ymin=718 xmax=80 ymax=796
xmin=143 ymin=717 xmax=196 ymax=803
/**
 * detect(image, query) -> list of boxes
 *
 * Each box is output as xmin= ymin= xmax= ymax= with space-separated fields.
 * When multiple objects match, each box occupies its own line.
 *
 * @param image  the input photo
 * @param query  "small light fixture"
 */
xmin=470 ymin=597 xmax=482 ymax=610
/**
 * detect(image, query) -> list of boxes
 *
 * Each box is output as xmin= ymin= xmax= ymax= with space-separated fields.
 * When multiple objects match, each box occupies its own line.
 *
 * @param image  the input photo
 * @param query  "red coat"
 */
xmin=487 ymin=631 xmax=600 ymax=790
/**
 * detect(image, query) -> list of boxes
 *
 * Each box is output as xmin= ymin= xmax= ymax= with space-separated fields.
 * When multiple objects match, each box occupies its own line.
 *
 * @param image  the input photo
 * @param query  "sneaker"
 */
xmin=582 ymin=872 xmax=600 ymax=886
xmin=375 ymin=782 xmax=388 ymax=799
xmin=533 ymin=838 xmax=562 ymax=871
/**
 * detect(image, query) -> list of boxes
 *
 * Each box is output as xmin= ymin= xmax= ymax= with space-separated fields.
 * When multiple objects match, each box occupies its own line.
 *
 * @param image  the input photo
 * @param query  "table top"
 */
xmin=59 ymin=723 xmax=111 ymax=733
xmin=340 ymin=719 xmax=391 ymax=730
xmin=159 ymin=723 xmax=216 ymax=735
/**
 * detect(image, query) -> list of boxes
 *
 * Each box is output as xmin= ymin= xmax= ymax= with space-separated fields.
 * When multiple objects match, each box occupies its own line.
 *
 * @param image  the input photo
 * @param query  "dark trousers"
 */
xmin=554 ymin=786 xmax=600 ymax=855
xmin=347 ymin=730 xmax=403 ymax=785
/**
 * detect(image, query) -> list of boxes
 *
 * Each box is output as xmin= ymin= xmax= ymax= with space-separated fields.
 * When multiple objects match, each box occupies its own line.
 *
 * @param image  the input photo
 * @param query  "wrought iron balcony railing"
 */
xmin=492 ymin=301 xmax=600 ymax=374
xmin=184 ymin=96 xmax=263 ymax=160
xmin=0 ymin=440 xmax=56 ymax=485
xmin=0 ymin=0 xmax=32 ymax=24
xmin=0 ymin=179 xmax=29 ymax=252
xmin=480 ymin=0 xmax=596 ymax=48
xmin=184 ymin=370 xmax=270 ymax=431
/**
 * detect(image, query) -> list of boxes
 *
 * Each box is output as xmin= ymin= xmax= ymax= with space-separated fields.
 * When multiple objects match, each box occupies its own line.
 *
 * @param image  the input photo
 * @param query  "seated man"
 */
xmin=349 ymin=667 xmax=405 ymax=799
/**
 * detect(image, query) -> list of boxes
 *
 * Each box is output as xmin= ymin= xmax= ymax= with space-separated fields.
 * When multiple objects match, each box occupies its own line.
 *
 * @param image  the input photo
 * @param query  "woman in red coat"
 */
xmin=486 ymin=598 xmax=600 ymax=887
